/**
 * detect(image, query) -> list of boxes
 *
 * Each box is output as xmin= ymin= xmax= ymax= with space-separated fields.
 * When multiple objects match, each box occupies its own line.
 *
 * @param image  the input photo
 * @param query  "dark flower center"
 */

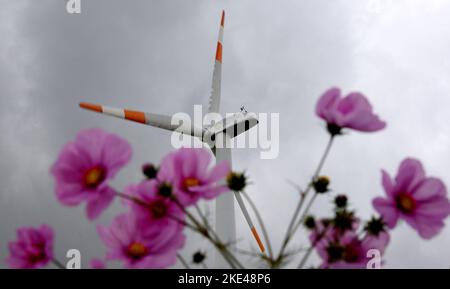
xmin=84 ymin=166 xmax=105 ymax=188
xmin=127 ymin=242 xmax=148 ymax=260
xmin=343 ymin=244 xmax=361 ymax=263
xmin=396 ymin=192 xmax=416 ymax=213
xmin=28 ymin=243 xmax=47 ymax=264
xmin=149 ymin=200 xmax=168 ymax=219
xmin=28 ymin=252 xmax=46 ymax=264
xmin=326 ymin=242 xmax=345 ymax=263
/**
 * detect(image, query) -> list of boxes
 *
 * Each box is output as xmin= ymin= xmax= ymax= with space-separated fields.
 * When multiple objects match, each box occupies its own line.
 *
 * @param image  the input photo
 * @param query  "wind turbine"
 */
xmin=78 ymin=11 xmax=265 ymax=267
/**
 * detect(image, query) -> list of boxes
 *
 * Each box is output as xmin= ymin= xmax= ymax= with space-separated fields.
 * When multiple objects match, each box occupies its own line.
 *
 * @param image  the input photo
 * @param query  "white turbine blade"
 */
xmin=208 ymin=10 xmax=224 ymax=113
xmin=79 ymin=102 xmax=203 ymax=137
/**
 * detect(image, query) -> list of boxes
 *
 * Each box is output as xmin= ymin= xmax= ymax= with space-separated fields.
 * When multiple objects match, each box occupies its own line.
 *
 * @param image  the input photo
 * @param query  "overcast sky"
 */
xmin=1 ymin=0 xmax=450 ymax=269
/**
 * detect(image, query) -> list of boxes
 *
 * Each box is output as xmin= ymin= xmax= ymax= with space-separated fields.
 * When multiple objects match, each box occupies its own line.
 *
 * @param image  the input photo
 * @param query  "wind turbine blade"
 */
xmin=79 ymin=102 xmax=192 ymax=134
xmin=233 ymin=191 xmax=265 ymax=253
xmin=208 ymin=10 xmax=224 ymax=113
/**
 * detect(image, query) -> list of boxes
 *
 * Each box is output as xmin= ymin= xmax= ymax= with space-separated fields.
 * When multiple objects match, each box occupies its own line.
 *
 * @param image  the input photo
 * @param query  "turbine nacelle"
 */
xmin=202 ymin=110 xmax=259 ymax=147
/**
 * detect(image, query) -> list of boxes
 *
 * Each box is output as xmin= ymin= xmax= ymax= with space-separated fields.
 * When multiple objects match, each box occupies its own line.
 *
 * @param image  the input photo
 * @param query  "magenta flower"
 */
xmin=97 ymin=213 xmax=185 ymax=269
xmin=314 ymin=230 xmax=390 ymax=269
xmin=373 ymin=158 xmax=450 ymax=239
xmin=157 ymin=147 xmax=230 ymax=206
xmin=51 ymin=128 xmax=132 ymax=220
xmin=316 ymin=87 xmax=386 ymax=135
xmin=123 ymin=180 xmax=185 ymax=235
xmin=6 ymin=225 xmax=54 ymax=269
xmin=310 ymin=219 xmax=389 ymax=269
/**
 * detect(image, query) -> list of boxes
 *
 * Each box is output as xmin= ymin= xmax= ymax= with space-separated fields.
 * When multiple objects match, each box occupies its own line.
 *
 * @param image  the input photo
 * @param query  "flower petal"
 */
xmin=86 ymin=186 xmax=115 ymax=220
xmin=372 ymin=197 xmax=398 ymax=228
xmin=395 ymin=158 xmax=425 ymax=193
xmin=316 ymin=87 xmax=341 ymax=122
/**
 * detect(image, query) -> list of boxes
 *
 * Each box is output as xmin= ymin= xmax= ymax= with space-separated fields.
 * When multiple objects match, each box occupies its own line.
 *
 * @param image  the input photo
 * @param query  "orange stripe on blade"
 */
xmin=124 ymin=109 xmax=146 ymax=124
xmin=221 ymin=10 xmax=225 ymax=27
xmin=79 ymin=102 xmax=102 ymax=113
xmin=215 ymin=42 xmax=223 ymax=62
xmin=251 ymin=227 xmax=265 ymax=253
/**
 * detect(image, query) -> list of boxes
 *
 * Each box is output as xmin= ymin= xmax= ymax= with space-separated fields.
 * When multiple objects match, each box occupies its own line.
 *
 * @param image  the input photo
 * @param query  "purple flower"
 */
xmin=51 ymin=128 xmax=132 ymax=220
xmin=316 ymin=87 xmax=386 ymax=135
xmin=123 ymin=180 xmax=185 ymax=235
xmin=97 ymin=213 xmax=185 ymax=269
xmin=157 ymin=148 xmax=230 ymax=206
xmin=6 ymin=225 xmax=54 ymax=269
xmin=311 ymin=221 xmax=389 ymax=269
xmin=373 ymin=158 xmax=450 ymax=239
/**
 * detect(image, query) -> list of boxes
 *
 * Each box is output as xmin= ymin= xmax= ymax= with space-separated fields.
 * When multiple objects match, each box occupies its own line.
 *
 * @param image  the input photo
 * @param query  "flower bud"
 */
xmin=227 ymin=172 xmax=247 ymax=192
xmin=334 ymin=194 xmax=348 ymax=209
xmin=313 ymin=176 xmax=330 ymax=194
xmin=142 ymin=163 xmax=158 ymax=179
xmin=364 ymin=217 xmax=386 ymax=236
xmin=304 ymin=215 xmax=316 ymax=230
xmin=333 ymin=210 xmax=355 ymax=231
xmin=158 ymin=182 xmax=172 ymax=197
xmin=192 ymin=251 xmax=206 ymax=264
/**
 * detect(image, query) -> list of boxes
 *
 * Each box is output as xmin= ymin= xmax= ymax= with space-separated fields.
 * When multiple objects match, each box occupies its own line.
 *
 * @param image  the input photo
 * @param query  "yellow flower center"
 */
xmin=184 ymin=177 xmax=200 ymax=188
xmin=127 ymin=242 xmax=148 ymax=259
xmin=396 ymin=193 xmax=416 ymax=213
xmin=149 ymin=200 xmax=167 ymax=219
xmin=84 ymin=167 xmax=105 ymax=188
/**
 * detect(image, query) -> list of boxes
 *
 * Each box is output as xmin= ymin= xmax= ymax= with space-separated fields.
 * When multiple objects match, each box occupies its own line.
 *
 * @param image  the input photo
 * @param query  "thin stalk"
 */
xmin=277 ymin=135 xmax=335 ymax=261
xmin=297 ymin=226 xmax=329 ymax=269
xmin=172 ymin=198 xmax=244 ymax=269
xmin=177 ymin=254 xmax=191 ymax=269
xmin=52 ymin=258 xmax=65 ymax=269
xmin=291 ymin=193 xmax=318 ymax=237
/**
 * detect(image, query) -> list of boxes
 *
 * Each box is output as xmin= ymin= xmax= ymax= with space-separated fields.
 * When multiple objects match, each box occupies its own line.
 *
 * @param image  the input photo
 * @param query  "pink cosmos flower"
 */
xmin=6 ymin=225 xmax=54 ymax=269
xmin=51 ymin=128 xmax=132 ymax=220
xmin=97 ymin=213 xmax=185 ymax=269
xmin=310 ymin=221 xmax=389 ymax=269
xmin=123 ymin=180 xmax=185 ymax=235
xmin=316 ymin=231 xmax=389 ymax=269
xmin=373 ymin=158 xmax=450 ymax=239
xmin=316 ymin=87 xmax=386 ymax=134
xmin=157 ymin=147 xmax=230 ymax=206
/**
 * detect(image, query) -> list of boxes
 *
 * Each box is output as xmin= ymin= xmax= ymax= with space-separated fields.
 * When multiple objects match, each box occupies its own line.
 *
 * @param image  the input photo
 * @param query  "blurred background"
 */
xmin=1 ymin=0 xmax=450 ymax=268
